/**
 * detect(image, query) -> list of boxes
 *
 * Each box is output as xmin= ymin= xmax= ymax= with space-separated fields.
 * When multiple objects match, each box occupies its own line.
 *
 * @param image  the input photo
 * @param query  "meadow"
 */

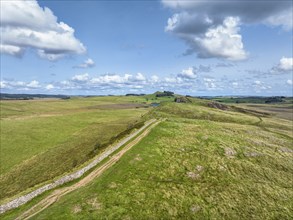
xmin=210 ymin=96 xmax=293 ymax=104
xmin=1 ymin=96 xmax=292 ymax=219
xmin=0 ymin=96 xmax=151 ymax=201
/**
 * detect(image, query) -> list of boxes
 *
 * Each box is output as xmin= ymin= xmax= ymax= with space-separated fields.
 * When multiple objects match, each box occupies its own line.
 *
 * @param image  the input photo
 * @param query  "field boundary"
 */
xmin=0 ymin=119 xmax=157 ymax=214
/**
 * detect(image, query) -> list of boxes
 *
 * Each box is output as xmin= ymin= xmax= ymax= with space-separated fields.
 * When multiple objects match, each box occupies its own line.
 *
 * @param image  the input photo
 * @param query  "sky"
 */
xmin=0 ymin=0 xmax=292 ymax=96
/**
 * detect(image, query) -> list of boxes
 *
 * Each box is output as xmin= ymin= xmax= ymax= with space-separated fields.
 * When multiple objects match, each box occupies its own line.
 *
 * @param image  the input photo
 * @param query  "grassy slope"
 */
xmin=237 ymin=103 xmax=293 ymax=121
xmin=210 ymin=96 xmax=293 ymax=104
xmin=0 ymin=97 xmax=151 ymax=201
xmin=3 ymin=99 xmax=292 ymax=219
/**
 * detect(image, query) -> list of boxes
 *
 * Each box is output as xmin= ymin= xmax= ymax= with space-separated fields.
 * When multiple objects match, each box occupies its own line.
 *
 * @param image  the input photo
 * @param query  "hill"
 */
xmin=0 ymin=93 xmax=71 ymax=100
xmin=1 ymin=94 xmax=292 ymax=219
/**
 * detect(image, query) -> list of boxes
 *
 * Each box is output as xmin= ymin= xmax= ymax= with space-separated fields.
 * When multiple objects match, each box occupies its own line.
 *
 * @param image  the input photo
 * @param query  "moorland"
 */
xmin=0 ymin=92 xmax=292 ymax=219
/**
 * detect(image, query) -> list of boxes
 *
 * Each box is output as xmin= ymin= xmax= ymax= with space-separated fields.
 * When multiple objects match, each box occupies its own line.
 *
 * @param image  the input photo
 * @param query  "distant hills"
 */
xmin=0 ymin=93 xmax=70 ymax=100
xmin=1 ymin=92 xmax=292 ymax=104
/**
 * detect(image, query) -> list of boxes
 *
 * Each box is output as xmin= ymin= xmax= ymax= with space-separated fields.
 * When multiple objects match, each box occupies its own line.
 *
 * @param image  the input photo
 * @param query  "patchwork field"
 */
xmin=1 ymin=95 xmax=292 ymax=219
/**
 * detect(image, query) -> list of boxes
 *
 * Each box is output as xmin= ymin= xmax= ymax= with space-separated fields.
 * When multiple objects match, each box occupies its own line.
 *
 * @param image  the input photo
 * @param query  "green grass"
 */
xmin=210 ymin=96 xmax=293 ymax=104
xmin=152 ymin=102 xmax=260 ymax=125
xmin=0 ymin=97 xmax=152 ymax=201
xmin=1 ymin=96 xmax=292 ymax=219
xmin=236 ymin=103 xmax=293 ymax=121
xmin=1 ymin=109 xmax=144 ymax=174
xmin=5 ymin=116 xmax=292 ymax=219
xmin=0 ymin=95 xmax=157 ymax=118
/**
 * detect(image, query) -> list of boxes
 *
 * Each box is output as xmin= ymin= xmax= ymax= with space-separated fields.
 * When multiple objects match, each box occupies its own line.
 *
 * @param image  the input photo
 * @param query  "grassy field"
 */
xmin=210 ymin=96 xmax=293 ymax=104
xmin=236 ymin=103 xmax=293 ymax=121
xmin=2 ymin=97 xmax=292 ymax=219
xmin=0 ymin=96 xmax=154 ymax=201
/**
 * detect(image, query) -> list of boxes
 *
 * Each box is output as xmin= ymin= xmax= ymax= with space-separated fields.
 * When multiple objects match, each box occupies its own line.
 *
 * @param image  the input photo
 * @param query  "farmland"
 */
xmin=1 ymin=95 xmax=292 ymax=219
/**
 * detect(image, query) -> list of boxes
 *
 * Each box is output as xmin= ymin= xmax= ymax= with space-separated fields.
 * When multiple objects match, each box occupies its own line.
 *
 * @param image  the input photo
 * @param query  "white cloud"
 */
xmin=253 ymin=80 xmax=271 ymax=91
xmin=1 ymin=0 xmax=86 ymax=60
xmin=0 ymin=79 xmax=42 ymax=90
xmin=164 ymin=77 xmax=177 ymax=83
xmin=61 ymin=80 xmax=71 ymax=86
xmin=162 ymin=0 xmax=292 ymax=60
xmin=45 ymin=84 xmax=54 ymax=90
xmin=134 ymin=73 xmax=146 ymax=81
xmin=265 ymin=9 xmax=293 ymax=31
xmin=0 ymin=81 xmax=8 ymax=89
xmin=72 ymin=73 xmax=90 ymax=82
xmin=279 ymin=57 xmax=293 ymax=71
xmin=0 ymin=45 xmax=24 ymax=57
xmin=88 ymin=73 xmax=148 ymax=86
xmin=178 ymin=67 xmax=197 ymax=79
xmin=0 ymin=70 xmax=283 ymax=95
xmin=132 ymin=85 xmax=143 ymax=89
xmin=194 ymin=17 xmax=247 ymax=60
xmin=204 ymin=78 xmax=217 ymax=90
xmin=162 ymin=0 xmax=292 ymax=29
xmin=27 ymin=80 xmax=40 ymax=88
xmin=150 ymin=75 xmax=159 ymax=83
xmin=91 ymin=74 xmax=127 ymax=84
xmin=287 ymin=79 xmax=293 ymax=85
xmin=75 ymin=58 xmax=95 ymax=68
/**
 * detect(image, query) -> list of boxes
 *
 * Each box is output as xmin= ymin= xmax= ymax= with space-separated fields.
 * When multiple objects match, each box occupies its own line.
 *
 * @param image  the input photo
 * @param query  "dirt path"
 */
xmin=16 ymin=120 xmax=161 ymax=220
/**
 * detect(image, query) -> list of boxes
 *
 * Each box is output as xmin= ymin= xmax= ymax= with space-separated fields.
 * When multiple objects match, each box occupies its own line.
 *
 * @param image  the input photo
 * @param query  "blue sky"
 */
xmin=1 ymin=0 xmax=292 ymax=96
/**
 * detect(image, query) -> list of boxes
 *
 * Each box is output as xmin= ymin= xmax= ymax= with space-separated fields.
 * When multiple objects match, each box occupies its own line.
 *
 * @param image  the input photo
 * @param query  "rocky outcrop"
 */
xmin=175 ymin=96 xmax=191 ymax=103
xmin=207 ymin=102 xmax=229 ymax=110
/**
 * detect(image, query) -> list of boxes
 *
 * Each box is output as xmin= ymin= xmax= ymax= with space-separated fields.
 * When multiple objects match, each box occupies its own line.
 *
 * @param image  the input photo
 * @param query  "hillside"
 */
xmin=1 ymin=95 xmax=293 ymax=219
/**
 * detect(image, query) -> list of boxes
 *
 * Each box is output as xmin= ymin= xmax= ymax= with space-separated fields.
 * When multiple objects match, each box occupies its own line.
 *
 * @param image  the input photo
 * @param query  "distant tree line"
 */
xmin=125 ymin=93 xmax=146 ymax=96
xmin=155 ymin=91 xmax=174 ymax=97
xmin=0 ymin=93 xmax=70 ymax=100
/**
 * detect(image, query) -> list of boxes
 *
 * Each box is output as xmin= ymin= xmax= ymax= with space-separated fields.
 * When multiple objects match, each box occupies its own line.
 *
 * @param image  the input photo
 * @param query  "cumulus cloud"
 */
xmin=270 ymin=57 xmax=293 ymax=74
xmin=0 ymin=45 xmax=24 ymax=57
xmin=1 ymin=0 xmax=86 ymax=60
xmin=0 ymin=81 xmax=8 ymax=89
xmin=54 ymin=71 xmax=201 ymax=93
xmin=204 ymin=78 xmax=217 ymax=90
xmin=150 ymin=75 xmax=159 ymax=83
xmin=253 ymin=80 xmax=271 ymax=91
xmin=254 ymin=80 xmax=261 ymax=85
xmin=0 ymin=80 xmax=41 ymax=90
xmin=162 ymin=0 xmax=292 ymax=60
xmin=45 ymin=84 xmax=54 ymax=90
xmin=0 ymin=69 xmax=283 ymax=95
xmin=178 ymin=67 xmax=197 ymax=79
xmin=278 ymin=57 xmax=293 ymax=71
xmin=134 ymin=73 xmax=146 ymax=81
xmin=195 ymin=17 xmax=247 ymax=60
xmin=65 ymin=72 xmax=150 ymax=92
xmin=72 ymin=73 xmax=90 ymax=82
xmin=34 ymin=67 xmax=208 ymax=93
xmin=176 ymin=65 xmax=213 ymax=80
xmin=27 ymin=80 xmax=41 ymax=88
xmin=74 ymin=58 xmax=95 ymax=68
